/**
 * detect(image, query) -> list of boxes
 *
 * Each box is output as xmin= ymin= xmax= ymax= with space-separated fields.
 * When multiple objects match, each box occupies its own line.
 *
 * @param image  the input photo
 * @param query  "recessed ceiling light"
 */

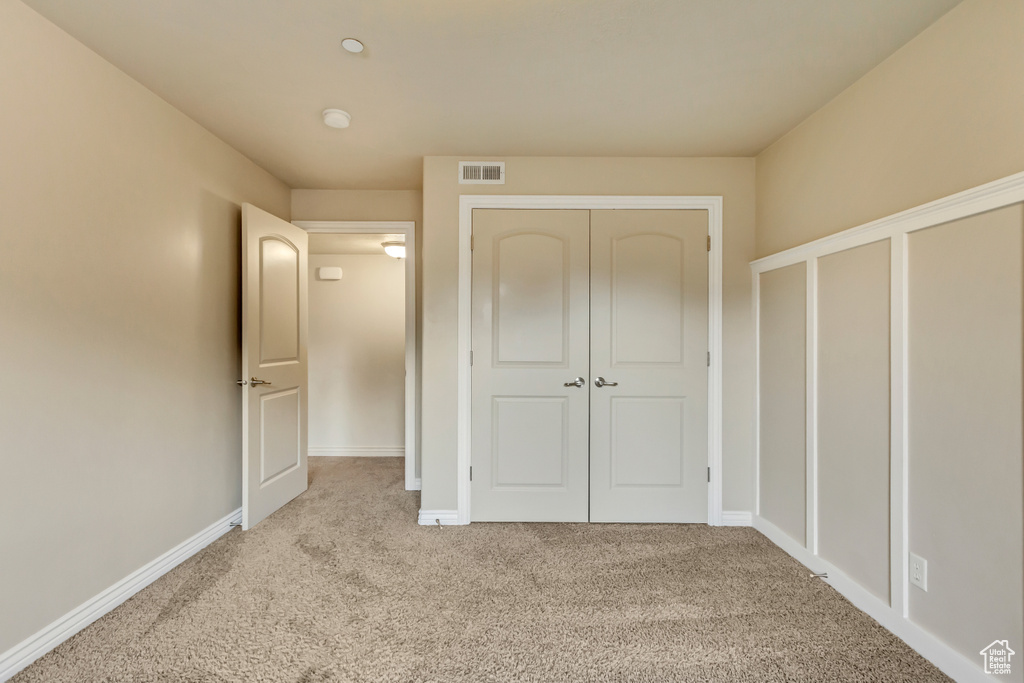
xmin=341 ymin=38 xmax=364 ymax=54
xmin=322 ymin=109 xmax=351 ymax=129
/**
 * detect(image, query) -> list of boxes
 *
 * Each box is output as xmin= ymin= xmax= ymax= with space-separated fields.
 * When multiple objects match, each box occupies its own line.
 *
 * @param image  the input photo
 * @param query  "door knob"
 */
xmin=250 ymin=377 xmax=272 ymax=386
xmin=564 ymin=377 xmax=586 ymax=387
xmin=594 ymin=377 xmax=618 ymax=387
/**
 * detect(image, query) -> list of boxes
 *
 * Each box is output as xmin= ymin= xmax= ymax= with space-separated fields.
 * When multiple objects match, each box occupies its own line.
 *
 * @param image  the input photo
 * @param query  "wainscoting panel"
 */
xmin=751 ymin=171 xmax=1024 ymax=683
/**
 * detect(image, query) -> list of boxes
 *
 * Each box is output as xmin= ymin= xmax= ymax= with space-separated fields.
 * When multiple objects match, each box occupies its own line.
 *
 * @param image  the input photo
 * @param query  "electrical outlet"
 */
xmin=909 ymin=552 xmax=928 ymax=591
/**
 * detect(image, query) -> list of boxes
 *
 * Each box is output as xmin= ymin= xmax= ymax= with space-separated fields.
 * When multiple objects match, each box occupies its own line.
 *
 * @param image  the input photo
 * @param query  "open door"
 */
xmin=241 ymin=204 xmax=308 ymax=530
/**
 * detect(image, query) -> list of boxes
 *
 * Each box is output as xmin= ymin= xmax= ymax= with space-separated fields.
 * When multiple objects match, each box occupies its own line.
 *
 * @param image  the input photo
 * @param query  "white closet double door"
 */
xmin=471 ymin=209 xmax=709 ymax=523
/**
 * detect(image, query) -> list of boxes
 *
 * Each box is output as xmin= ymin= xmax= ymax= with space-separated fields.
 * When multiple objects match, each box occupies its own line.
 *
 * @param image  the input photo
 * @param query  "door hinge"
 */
xmin=707 ymin=467 xmax=711 ymax=483
xmin=707 ymin=235 xmax=711 ymax=252
xmin=470 ymin=235 xmax=475 ymax=251
xmin=707 ymin=351 xmax=710 ymax=367
xmin=470 ymin=350 xmax=474 ymax=366
xmin=470 ymin=466 xmax=473 ymax=481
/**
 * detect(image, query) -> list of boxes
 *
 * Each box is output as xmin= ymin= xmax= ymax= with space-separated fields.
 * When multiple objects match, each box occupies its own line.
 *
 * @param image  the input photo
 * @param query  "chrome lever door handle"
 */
xmin=594 ymin=377 xmax=618 ymax=387
xmin=250 ymin=377 xmax=271 ymax=386
xmin=236 ymin=379 xmax=247 ymax=386
xmin=564 ymin=377 xmax=586 ymax=388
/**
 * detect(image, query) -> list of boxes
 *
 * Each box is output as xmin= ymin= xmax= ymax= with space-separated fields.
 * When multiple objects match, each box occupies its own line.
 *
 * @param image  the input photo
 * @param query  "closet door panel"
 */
xmin=470 ymin=209 xmax=591 ymax=521
xmin=589 ymin=210 xmax=709 ymax=523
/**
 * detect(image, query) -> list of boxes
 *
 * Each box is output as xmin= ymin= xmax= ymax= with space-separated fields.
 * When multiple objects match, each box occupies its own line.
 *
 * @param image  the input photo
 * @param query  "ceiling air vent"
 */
xmin=459 ymin=161 xmax=505 ymax=184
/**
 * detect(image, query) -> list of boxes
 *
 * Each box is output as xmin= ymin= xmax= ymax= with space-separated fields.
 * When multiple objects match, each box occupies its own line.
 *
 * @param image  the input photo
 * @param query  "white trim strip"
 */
xmin=403 ymin=222 xmax=419 ymax=491
xmin=751 ymin=170 xmax=1024 ymax=273
xmin=720 ymin=511 xmax=753 ymax=526
xmin=890 ymin=234 xmax=910 ymax=618
xmin=417 ymin=509 xmax=460 ymax=526
xmin=752 ymin=271 xmax=762 ymax=518
xmin=0 ymin=508 xmax=242 ymax=683
xmin=308 ymin=447 xmax=405 ymax=457
xmin=706 ymin=198 xmax=725 ymax=526
xmin=457 ymin=195 xmax=725 ymax=526
xmin=805 ymin=257 xmax=818 ymax=555
xmin=753 ymin=516 xmax=988 ymax=683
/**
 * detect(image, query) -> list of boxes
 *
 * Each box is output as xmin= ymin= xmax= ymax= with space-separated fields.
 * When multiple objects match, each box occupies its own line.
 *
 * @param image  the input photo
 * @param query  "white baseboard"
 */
xmin=418 ymin=509 xmax=461 ymax=526
xmin=406 ymin=477 xmax=422 ymax=491
xmin=421 ymin=510 xmax=750 ymax=527
xmin=752 ymin=515 xmax=988 ymax=683
xmin=308 ymin=447 xmax=404 ymax=457
xmin=0 ymin=507 xmax=242 ymax=683
xmin=720 ymin=510 xmax=752 ymax=526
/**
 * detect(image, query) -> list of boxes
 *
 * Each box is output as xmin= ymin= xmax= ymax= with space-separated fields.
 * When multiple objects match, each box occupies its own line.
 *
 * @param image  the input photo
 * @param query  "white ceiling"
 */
xmin=309 ymin=233 xmax=404 ymax=255
xmin=23 ymin=0 xmax=960 ymax=190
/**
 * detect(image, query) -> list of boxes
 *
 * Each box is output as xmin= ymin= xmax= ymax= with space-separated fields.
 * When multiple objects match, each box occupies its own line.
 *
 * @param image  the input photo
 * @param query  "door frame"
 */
xmin=292 ymin=220 xmax=419 ymax=491
xmin=457 ymin=196 xmax=724 ymax=525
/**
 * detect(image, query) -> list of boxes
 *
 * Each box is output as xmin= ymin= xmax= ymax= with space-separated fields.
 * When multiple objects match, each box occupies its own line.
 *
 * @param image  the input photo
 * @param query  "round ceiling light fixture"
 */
xmin=341 ymin=38 xmax=364 ymax=53
xmin=322 ymin=109 xmax=351 ymax=129
xmin=381 ymin=241 xmax=406 ymax=259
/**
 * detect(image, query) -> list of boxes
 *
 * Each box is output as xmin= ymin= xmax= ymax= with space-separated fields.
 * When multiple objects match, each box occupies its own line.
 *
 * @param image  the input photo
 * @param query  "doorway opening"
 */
xmin=294 ymin=221 xmax=419 ymax=491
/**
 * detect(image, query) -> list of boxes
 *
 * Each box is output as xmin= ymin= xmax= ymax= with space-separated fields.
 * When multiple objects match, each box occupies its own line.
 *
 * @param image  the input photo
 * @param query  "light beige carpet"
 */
xmin=15 ymin=457 xmax=949 ymax=682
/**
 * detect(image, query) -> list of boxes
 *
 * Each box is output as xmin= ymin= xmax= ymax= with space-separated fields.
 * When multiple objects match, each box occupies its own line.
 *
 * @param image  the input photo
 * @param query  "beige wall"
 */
xmin=0 ymin=0 xmax=290 ymax=654
xmin=756 ymin=264 xmax=806 ymax=544
xmin=755 ymin=0 xmax=1024 ymax=257
xmin=420 ymin=156 xmax=757 ymax=512
xmin=292 ymin=189 xmax=422 ymax=225
xmin=907 ymin=206 xmax=1023 ymax=670
xmin=308 ymin=254 xmax=406 ymax=453
xmin=816 ymin=241 xmax=890 ymax=603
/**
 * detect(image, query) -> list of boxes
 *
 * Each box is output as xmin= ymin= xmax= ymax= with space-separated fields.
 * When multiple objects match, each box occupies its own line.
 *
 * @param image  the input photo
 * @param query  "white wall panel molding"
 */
xmin=458 ymin=195 xmax=725 ymax=526
xmin=804 ymin=257 xmax=818 ymax=555
xmin=752 ymin=272 xmax=761 ymax=519
xmin=0 ymin=508 xmax=242 ymax=683
xmin=752 ymin=170 xmax=1024 ymax=682
xmin=751 ymin=170 xmax=1024 ymax=273
xmin=891 ymin=234 xmax=909 ymax=619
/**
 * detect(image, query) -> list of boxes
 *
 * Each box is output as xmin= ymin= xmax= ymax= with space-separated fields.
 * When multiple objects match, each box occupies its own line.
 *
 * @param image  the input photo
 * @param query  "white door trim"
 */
xmin=293 ymin=220 xmax=420 ymax=491
xmin=457 ymin=195 xmax=725 ymax=526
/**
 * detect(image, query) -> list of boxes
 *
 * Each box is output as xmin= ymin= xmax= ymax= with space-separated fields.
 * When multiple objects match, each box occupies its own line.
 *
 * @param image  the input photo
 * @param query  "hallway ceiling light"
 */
xmin=322 ymin=109 xmax=351 ymax=128
xmin=341 ymin=38 xmax=364 ymax=54
xmin=381 ymin=241 xmax=406 ymax=259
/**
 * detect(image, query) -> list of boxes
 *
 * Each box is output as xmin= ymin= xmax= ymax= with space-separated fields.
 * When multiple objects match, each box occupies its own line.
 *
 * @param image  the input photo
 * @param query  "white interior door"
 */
xmin=470 ymin=209 xmax=591 ymax=521
xmin=241 ymin=204 xmax=308 ymax=530
xmin=589 ymin=210 xmax=709 ymax=523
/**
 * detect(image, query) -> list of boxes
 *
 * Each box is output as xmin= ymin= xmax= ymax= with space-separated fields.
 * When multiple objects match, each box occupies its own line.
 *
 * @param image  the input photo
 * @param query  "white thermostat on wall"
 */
xmin=318 ymin=266 xmax=343 ymax=281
